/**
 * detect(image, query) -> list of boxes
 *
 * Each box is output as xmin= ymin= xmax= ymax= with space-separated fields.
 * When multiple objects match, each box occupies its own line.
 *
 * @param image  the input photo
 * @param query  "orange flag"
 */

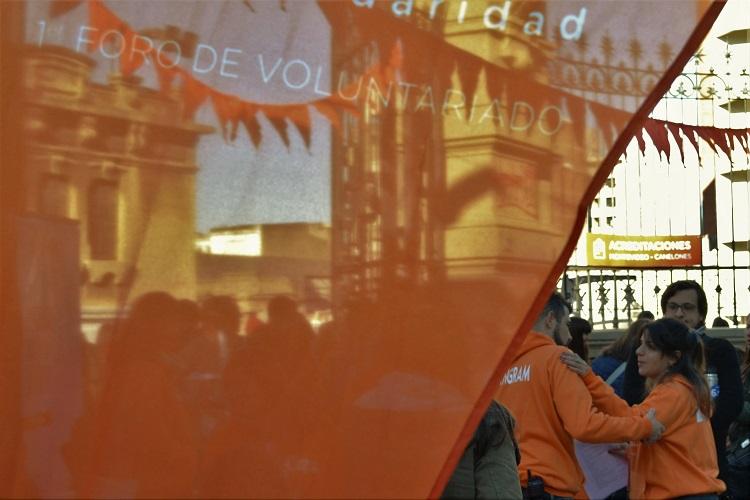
xmin=4 ymin=1 xmax=726 ymax=498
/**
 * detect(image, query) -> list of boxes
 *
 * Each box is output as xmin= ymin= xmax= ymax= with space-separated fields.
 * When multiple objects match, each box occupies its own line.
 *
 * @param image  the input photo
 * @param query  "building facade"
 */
xmin=22 ymin=45 xmax=212 ymax=334
xmin=325 ymin=1 xmax=591 ymax=311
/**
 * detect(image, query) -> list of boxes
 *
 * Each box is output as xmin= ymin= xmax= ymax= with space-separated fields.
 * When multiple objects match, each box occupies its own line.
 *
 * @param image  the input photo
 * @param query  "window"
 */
xmin=605 ymin=197 xmax=616 ymax=207
xmin=605 ymin=177 xmax=616 ymax=188
xmin=39 ymin=174 xmax=70 ymax=217
xmin=88 ymin=180 xmax=118 ymax=260
xmin=606 ymin=216 xmax=614 ymax=226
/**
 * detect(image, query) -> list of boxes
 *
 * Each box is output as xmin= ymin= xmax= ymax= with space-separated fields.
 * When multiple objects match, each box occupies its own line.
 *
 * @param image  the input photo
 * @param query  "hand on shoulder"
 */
xmin=560 ymin=351 xmax=591 ymax=377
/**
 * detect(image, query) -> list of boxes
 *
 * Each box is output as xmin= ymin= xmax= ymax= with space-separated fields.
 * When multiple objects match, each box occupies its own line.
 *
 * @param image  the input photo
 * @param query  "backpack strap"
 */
xmin=605 ymin=361 xmax=627 ymax=386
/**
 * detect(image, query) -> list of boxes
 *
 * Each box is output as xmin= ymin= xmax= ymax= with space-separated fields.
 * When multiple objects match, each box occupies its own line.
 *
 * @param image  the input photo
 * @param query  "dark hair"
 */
xmin=642 ymin=318 xmax=711 ymax=416
xmin=711 ymin=317 xmax=729 ymax=328
xmin=568 ymin=317 xmax=591 ymax=361
xmin=201 ymin=295 xmax=241 ymax=335
xmin=602 ymin=318 xmax=652 ymax=361
xmin=540 ymin=292 xmax=571 ymax=323
xmin=637 ymin=310 xmax=655 ymax=320
xmin=268 ymin=295 xmax=298 ymax=323
xmin=660 ymin=280 xmax=707 ymax=323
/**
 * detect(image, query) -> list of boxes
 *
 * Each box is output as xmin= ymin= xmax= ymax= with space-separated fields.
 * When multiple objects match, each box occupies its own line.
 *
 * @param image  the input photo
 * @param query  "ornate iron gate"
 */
xmin=556 ymin=28 xmax=750 ymax=328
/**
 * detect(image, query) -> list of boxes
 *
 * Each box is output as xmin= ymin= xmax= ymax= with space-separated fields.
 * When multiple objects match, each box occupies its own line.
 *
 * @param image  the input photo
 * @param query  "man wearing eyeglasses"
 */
xmin=623 ymin=280 xmax=743 ymax=488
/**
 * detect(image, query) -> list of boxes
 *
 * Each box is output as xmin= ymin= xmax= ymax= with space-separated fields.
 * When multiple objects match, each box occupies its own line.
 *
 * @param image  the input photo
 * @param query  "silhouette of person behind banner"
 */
xmin=199 ymin=296 xmax=321 ymax=498
xmin=66 ymin=292 xmax=199 ymax=498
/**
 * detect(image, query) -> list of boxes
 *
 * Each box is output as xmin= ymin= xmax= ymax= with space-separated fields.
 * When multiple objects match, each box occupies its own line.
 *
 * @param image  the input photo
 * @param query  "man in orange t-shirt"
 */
xmin=496 ymin=293 xmax=664 ymax=499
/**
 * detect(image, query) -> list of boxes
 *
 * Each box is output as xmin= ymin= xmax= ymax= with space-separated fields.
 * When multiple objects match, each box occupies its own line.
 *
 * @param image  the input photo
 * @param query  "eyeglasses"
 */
xmin=666 ymin=301 xmax=697 ymax=313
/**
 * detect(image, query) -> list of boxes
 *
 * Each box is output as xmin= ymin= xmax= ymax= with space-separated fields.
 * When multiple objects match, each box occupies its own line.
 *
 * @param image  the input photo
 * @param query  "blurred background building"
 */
xmin=22 ymin=45 xmax=212 ymax=337
xmin=195 ymin=222 xmax=330 ymax=321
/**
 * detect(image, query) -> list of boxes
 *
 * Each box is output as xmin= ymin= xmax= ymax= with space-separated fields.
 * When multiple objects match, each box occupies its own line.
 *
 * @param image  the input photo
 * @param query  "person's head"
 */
xmin=660 ymin=280 xmax=707 ymax=330
xmin=568 ymin=316 xmax=591 ymax=361
xmin=533 ymin=292 xmax=571 ymax=346
xmin=201 ymin=295 xmax=241 ymax=336
xmin=636 ymin=317 xmax=711 ymax=415
xmin=637 ymin=310 xmax=655 ymax=320
xmin=602 ymin=318 xmax=652 ymax=361
xmin=711 ymin=317 xmax=729 ymax=328
xmin=124 ymin=291 xmax=187 ymax=354
xmin=267 ymin=295 xmax=298 ymax=324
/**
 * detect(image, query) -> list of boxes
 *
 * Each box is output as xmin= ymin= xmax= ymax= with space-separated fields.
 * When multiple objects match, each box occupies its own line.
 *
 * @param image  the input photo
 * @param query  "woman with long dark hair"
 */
xmin=562 ymin=318 xmax=724 ymax=498
xmin=592 ymin=318 xmax=651 ymax=397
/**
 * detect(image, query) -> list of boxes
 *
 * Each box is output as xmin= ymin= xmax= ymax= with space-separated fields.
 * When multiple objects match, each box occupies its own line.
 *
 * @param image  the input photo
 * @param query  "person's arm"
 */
xmin=622 ymin=343 xmax=646 ymax=405
xmin=550 ymin=359 xmax=658 ymax=443
xmin=560 ymin=351 xmax=631 ymax=416
xmin=708 ymin=338 xmax=743 ymax=433
xmin=582 ymin=371 xmax=633 ymax=416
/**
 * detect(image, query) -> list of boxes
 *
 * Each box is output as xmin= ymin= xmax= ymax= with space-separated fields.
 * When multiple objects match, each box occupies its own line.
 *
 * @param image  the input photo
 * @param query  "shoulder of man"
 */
xmin=702 ymin=333 xmax=736 ymax=356
xmin=513 ymin=336 xmax=565 ymax=362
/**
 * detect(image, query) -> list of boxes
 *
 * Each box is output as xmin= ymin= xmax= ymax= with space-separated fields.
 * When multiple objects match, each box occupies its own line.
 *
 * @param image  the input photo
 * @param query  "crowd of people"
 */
xmin=482 ymin=280 xmax=750 ymax=500
xmin=60 ymin=280 xmax=749 ymax=499
xmin=64 ymin=293 xmax=329 ymax=497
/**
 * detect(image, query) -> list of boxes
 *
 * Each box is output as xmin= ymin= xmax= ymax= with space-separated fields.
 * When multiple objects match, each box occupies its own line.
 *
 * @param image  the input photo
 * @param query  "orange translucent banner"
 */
xmin=0 ymin=0 xmax=724 ymax=497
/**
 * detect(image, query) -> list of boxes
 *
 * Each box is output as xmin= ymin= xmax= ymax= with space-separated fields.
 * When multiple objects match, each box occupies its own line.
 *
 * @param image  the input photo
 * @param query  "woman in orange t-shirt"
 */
xmin=562 ymin=318 xmax=725 ymax=499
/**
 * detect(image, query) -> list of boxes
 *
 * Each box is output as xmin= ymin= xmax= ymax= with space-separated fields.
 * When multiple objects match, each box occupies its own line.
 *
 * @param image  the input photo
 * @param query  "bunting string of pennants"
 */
xmin=52 ymin=1 xmax=749 ymax=165
xmin=52 ymin=0 xmax=629 ymax=155
xmin=53 ymin=0 xmax=402 ymax=149
xmin=638 ymin=117 xmax=750 ymax=165
xmin=319 ymin=4 xmax=750 ymax=168
xmin=317 ymin=3 xmax=651 ymax=157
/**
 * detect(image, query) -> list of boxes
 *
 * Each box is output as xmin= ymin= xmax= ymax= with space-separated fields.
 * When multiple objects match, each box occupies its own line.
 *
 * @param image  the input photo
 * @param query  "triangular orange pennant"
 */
xmin=261 ymin=106 xmax=291 ymax=148
xmin=665 ymin=121 xmax=686 ymax=165
xmin=211 ymin=92 xmax=243 ymax=141
xmin=635 ymin=126 xmax=648 ymax=156
xmin=285 ymin=105 xmax=312 ymax=150
xmin=151 ymin=52 xmax=179 ymax=94
xmin=88 ymin=0 xmax=128 ymax=52
xmin=644 ymin=118 xmax=671 ymax=161
xmin=181 ymin=71 xmax=211 ymax=119
xmin=312 ymin=101 xmax=340 ymax=129
xmin=119 ymin=29 xmax=150 ymax=77
xmin=682 ymin=124 xmax=703 ymax=164
xmin=456 ymin=57 xmax=482 ymax=121
xmin=695 ymin=125 xmax=724 ymax=158
xmin=730 ymin=129 xmax=750 ymax=155
xmin=239 ymin=103 xmax=262 ymax=148
xmin=706 ymin=127 xmax=734 ymax=160
xmin=49 ymin=0 xmax=83 ymax=17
